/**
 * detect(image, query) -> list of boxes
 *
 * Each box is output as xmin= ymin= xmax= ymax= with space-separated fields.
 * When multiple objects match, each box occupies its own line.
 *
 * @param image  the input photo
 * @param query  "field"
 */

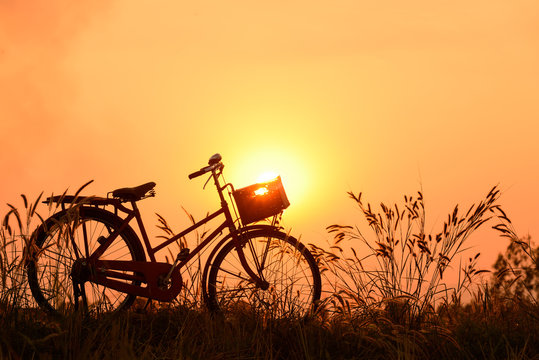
xmin=1 ymin=186 xmax=538 ymax=359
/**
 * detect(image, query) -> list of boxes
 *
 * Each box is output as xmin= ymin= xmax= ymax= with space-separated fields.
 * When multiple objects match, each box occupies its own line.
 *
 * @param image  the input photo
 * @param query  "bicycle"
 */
xmin=26 ymin=154 xmax=321 ymax=318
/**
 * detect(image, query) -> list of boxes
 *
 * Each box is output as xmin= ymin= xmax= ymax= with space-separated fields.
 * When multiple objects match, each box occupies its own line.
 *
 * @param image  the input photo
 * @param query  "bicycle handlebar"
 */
xmin=188 ymin=163 xmax=222 ymax=180
xmin=188 ymin=168 xmax=208 ymax=179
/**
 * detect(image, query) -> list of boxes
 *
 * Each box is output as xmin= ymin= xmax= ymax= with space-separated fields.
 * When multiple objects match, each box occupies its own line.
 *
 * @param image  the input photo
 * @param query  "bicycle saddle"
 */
xmin=112 ymin=182 xmax=156 ymax=201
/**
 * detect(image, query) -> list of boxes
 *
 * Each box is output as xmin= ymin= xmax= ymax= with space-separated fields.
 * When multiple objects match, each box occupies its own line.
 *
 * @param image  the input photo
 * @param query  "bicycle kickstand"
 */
xmin=72 ymin=280 xmax=88 ymax=313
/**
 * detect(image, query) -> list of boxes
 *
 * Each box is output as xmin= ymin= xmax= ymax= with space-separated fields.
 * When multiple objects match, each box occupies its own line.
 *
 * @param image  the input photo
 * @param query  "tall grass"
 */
xmin=0 ymin=193 xmax=45 ymax=314
xmin=1 ymin=184 xmax=537 ymax=359
xmin=310 ymin=186 xmax=505 ymax=326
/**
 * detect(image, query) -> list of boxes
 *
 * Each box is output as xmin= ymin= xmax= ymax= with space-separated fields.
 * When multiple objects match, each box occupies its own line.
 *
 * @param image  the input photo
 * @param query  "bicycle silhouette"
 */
xmin=26 ymin=154 xmax=321 ymax=318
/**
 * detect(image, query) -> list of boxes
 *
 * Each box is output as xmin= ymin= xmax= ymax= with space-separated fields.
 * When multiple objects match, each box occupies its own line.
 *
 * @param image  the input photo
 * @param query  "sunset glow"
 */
xmin=228 ymin=147 xmax=311 ymax=217
xmin=257 ymin=172 xmax=279 ymax=184
xmin=1 ymin=0 xmax=538 ymax=281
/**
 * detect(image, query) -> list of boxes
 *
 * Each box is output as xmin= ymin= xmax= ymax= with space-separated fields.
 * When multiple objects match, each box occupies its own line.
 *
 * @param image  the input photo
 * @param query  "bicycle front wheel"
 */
xmin=207 ymin=228 xmax=321 ymax=318
xmin=27 ymin=206 xmax=145 ymax=317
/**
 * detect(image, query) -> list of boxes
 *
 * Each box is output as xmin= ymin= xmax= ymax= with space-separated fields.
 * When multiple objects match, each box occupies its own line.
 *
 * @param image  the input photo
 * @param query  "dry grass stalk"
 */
xmin=312 ymin=186 xmax=503 ymax=326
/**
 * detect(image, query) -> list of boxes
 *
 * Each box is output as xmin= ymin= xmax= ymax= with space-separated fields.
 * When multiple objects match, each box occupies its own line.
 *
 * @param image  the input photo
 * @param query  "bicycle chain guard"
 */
xmin=83 ymin=260 xmax=183 ymax=302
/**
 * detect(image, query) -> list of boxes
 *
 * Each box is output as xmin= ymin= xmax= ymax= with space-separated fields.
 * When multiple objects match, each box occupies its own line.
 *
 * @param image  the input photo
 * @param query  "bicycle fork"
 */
xmin=234 ymin=232 xmax=270 ymax=290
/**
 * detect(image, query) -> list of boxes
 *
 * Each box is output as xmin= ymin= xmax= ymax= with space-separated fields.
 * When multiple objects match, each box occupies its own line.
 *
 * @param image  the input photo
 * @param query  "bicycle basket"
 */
xmin=233 ymin=176 xmax=290 ymax=225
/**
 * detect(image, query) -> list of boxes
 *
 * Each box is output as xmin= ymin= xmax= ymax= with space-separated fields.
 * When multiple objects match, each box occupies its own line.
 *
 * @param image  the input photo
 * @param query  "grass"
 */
xmin=314 ymin=186 xmax=503 ymax=326
xmin=1 ymin=185 xmax=538 ymax=359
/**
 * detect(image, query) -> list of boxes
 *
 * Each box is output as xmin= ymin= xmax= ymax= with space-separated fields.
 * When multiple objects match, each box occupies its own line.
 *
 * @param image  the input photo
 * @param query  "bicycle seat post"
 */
xmin=129 ymin=200 xmax=156 ymax=262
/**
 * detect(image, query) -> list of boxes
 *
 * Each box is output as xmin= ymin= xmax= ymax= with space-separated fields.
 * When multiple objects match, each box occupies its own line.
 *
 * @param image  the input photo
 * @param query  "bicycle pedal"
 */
xmin=176 ymin=248 xmax=190 ymax=261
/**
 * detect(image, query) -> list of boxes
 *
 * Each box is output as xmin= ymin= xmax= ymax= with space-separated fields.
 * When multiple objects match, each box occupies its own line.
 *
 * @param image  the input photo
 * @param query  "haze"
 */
xmin=1 ymin=0 xmax=538 ymax=272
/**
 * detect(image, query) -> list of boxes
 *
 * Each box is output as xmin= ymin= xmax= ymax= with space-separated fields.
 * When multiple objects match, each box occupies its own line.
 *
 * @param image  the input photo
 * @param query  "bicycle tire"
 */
xmin=27 ymin=206 xmax=145 ymax=317
xmin=207 ymin=228 xmax=321 ymax=318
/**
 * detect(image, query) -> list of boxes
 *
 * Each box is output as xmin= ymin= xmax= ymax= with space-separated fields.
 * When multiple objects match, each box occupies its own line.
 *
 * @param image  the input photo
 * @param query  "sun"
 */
xmin=227 ymin=148 xmax=310 ymax=209
xmin=256 ymin=171 xmax=279 ymax=183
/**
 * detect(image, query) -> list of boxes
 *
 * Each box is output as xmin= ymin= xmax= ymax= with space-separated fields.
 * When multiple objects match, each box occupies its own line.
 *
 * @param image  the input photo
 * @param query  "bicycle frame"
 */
xmin=85 ymin=165 xmax=270 ymax=300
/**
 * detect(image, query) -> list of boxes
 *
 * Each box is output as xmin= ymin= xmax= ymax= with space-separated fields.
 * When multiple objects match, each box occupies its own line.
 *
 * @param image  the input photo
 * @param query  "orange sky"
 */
xmin=1 ymin=0 xmax=538 ymax=273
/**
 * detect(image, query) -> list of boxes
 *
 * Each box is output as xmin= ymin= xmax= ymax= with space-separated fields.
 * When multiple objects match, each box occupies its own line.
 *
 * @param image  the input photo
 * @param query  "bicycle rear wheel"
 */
xmin=207 ymin=228 xmax=321 ymax=318
xmin=27 ymin=206 xmax=145 ymax=317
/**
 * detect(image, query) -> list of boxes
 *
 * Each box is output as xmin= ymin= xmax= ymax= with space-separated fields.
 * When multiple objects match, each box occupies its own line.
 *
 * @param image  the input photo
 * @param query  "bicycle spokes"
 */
xmin=208 ymin=229 xmax=321 ymax=318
